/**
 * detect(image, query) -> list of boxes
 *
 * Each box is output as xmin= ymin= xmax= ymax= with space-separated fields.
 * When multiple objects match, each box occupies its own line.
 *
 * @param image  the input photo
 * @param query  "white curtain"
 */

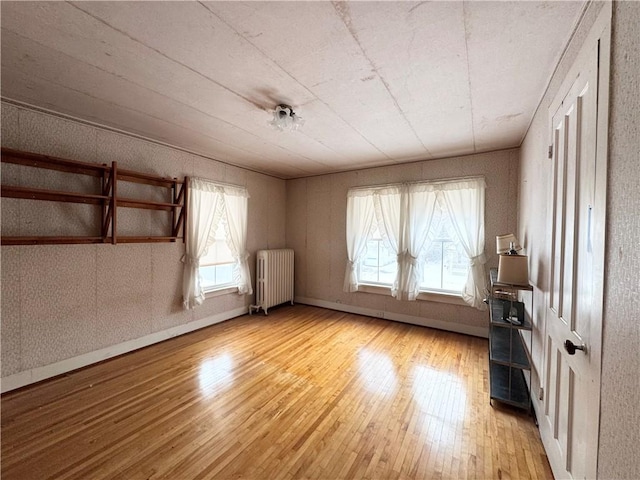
xmin=373 ymin=185 xmax=438 ymax=300
xmin=182 ymin=178 xmax=225 ymax=309
xmin=344 ymin=192 xmax=376 ymax=292
xmin=441 ymin=178 xmax=487 ymax=310
xmin=397 ymin=185 xmax=438 ymax=301
xmin=183 ymin=177 xmax=251 ymax=309
xmin=344 ymin=177 xmax=486 ymax=310
xmin=372 ymin=186 xmax=402 ymax=297
xmin=347 ymin=184 xmax=438 ymax=301
xmin=222 ymin=189 xmax=253 ymax=295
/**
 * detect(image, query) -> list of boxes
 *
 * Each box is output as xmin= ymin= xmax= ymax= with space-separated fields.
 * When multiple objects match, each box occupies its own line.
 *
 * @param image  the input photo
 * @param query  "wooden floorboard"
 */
xmin=1 ymin=305 xmax=553 ymax=479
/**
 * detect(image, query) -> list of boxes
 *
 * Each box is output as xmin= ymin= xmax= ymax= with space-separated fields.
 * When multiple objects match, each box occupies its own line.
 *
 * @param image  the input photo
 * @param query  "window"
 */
xmin=183 ymin=177 xmax=252 ymax=309
xmin=199 ymin=221 xmax=236 ymax=291
xmin=357 ymin=202 xmax=469 ymax=294
xmin=344 ymin=177 xmax=487 ymax=309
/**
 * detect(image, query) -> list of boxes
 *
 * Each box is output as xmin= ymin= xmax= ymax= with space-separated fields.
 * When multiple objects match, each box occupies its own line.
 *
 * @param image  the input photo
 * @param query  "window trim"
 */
xmin=356 ymin=283 xmax=467 ymax=306
xmin=204 ymin=285 xmax=238 ymax=297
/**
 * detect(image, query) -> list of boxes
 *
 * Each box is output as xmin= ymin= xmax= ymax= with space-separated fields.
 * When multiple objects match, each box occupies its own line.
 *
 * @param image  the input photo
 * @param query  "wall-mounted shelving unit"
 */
xmin=488 ymin=268 xmax=533 ymax=411
xmin=1 ymin=148 xmax=186 ymax=245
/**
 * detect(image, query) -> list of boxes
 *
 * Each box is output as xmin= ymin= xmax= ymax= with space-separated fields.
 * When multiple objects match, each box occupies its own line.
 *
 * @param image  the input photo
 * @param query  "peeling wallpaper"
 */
xmin=0 ymin=103 xmax=287 ymax=383
xmin=285 ymin=149 xmax=519 ymax=336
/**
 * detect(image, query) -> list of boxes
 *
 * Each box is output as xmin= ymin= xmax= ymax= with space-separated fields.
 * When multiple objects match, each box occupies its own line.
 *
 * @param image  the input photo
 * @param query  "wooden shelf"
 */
xmin=117 ymin=236 xmax=181 ymax=243
xmin=1 ymin=236 xmax=107 ymax=246
xmin=1 ymin=148 xmax=186 ymax=245
xmin=117 ymin=198 xmax=181 ymax=211
xmin=1 ymin=148 xmax=109 ymax=177
xmin=117 ymin=168 xmax=177 ymax=187
xmin=2 ymin=185 xmax=109 ymax=205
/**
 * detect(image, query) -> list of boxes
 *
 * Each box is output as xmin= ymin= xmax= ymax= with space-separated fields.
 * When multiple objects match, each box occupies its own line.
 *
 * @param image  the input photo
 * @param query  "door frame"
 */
xmin=541 ymin=3 xmax=611 ymax=478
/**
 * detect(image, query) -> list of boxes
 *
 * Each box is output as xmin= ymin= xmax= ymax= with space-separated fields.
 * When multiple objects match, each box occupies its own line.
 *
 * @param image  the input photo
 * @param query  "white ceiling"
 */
xmin=1 ymin=1 xmax=585 ymax=179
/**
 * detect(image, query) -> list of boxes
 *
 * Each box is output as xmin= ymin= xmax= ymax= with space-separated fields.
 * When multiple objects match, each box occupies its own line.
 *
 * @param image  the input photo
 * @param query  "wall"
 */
xmin=598 ymin=2 xmax=640 ymax=478
xmin=518 ymin=0 xmax=605 ymax=417
xmin=286 ymin=149 xmax=519 ymax=338
xmin=520 ymin=1 xmax=640 ymax=478
xmin=0 ymin=102 xmax=287 ymax=391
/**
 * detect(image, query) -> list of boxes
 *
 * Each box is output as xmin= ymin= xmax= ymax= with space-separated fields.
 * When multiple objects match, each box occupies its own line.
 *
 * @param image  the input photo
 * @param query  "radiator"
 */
xmin=250 ymin=249 xmax=294 ymax=315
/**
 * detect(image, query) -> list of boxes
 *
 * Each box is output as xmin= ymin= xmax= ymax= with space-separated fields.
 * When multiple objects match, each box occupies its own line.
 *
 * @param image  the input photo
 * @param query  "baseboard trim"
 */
xmin=1 ymin=307 xmax=248 ymax=393
xmin=295 ymin=297 xmax=488 ymax=339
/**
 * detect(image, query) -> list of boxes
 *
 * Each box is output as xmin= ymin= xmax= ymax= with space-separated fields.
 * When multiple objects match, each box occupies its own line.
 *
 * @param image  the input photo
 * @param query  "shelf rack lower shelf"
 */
xmin=489 ymin=363 xmax=530 ymax=409
xmin=489 ymin=327 xmax=530 ymax=369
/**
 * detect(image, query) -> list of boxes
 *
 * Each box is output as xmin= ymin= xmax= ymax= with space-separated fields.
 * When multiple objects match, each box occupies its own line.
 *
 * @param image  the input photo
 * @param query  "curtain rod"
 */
xmin=347 ymin=175 xmax=485 ymax=192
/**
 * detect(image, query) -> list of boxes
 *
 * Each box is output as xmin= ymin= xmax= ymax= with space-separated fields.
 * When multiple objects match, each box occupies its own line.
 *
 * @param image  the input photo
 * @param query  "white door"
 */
xmin=540 ymin=7 xmax=610 ymax=480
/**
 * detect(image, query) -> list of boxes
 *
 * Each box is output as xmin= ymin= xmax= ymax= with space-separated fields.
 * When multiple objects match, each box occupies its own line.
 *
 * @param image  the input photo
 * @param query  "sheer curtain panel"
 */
xmin=222 ymin=189 xmax=253 ymax=295
xmin=372 ymin=186 xmax=403 ymax=297
xmin=344 ymin=192 xmax=376 ymax=292
xmin=183 ymin=177 xmax=224 ymax=309
xmin=183 ymin=177 xmax=251 ymax=309
xmin=397 ymin=185 xmax=438 ymax=300
xmin=441 ymin=178 xmax=488 ymax=310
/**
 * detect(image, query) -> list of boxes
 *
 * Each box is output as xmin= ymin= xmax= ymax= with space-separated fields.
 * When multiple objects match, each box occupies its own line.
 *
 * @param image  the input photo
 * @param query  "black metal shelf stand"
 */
xmin=488 ymin=268 xmax=533 ymax=411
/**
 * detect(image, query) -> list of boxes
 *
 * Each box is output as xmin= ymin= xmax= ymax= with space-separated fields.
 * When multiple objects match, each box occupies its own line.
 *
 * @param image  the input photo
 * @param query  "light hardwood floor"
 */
xmin=1 ymin=305 xmax=552 ymax=479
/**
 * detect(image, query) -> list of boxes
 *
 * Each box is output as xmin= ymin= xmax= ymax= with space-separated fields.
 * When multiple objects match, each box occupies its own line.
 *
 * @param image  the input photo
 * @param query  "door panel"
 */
xmin=544 ymin=60 xmax=593 ymax=479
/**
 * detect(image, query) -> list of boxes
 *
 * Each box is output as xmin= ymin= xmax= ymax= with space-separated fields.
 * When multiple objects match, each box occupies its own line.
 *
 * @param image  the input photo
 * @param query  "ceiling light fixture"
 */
xmin=269 ymin=104 xmax=304 ymax=131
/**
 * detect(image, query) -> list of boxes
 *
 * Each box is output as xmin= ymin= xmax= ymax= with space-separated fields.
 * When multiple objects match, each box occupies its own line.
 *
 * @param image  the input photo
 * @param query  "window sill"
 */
xmin=357 ymin=284 xmax=467 ymax=306
xmin=204 ymin=286 xmax=238 ymax=298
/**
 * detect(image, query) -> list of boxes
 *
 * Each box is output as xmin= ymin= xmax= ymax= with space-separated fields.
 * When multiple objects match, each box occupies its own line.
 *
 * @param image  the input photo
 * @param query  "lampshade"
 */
xmin=497 ymin=254 xmax=529 ymax=286
xmin=496 ymin=234 xmax=522 ymax=254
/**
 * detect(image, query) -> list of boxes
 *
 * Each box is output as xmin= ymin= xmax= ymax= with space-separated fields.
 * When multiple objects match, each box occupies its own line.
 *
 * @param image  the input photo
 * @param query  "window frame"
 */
xmin=355 ymin=208 xmax=470 ymax=299
xmin=347 ymin=176 xmax=484 ymax=304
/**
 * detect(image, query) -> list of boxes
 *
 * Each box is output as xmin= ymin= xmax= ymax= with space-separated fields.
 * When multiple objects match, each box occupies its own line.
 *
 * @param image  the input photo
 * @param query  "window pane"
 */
xmin=200 ymin=263 xmax=235 ymax=290
xmin=378 ymin=241 xmax=397 ymax=284
xmin=442 ymin=242 xmax=468 ymax=291
xmin=200 ymin=222 xmax=234 ymax=266
xmin=360 ymin=239 xmax=380 ymax=283
xmin=199 ymin=220 xmax=236 ymax=291
xmin=200 ymin=265 xmax=217 ymax=289
xmin=422 ymin=241 xmax=445 ymax=290
xmin=359 ymin=233 xmax=397 ymax=286
xmin=421 ymin=213 xmax=469 ymax=292
xmin=216 ymin=264 xmax=234 ymax=285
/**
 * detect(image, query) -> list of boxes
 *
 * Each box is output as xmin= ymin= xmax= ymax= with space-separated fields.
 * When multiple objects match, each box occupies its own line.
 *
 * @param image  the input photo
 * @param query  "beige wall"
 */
xmin=598 ymin=2 xmax=640 ymax=478
xmin=286 ymin=149 xmax=519 ymax=337
xmin=520 ymin=1 xmax=639 ymax=478
xmin=0 ymin=102 xmax=287 ymax=390
xmin=519 ymin=1 xmax=606 ymax=410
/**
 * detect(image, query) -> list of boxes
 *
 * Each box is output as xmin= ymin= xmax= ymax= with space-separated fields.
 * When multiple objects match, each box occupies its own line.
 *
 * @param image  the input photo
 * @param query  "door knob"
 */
xmin=564 ymin=339 xmax=587 ymax=355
